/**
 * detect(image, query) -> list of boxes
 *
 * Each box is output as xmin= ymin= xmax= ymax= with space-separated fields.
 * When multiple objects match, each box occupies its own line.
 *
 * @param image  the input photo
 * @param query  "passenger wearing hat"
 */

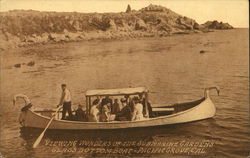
xmin=139 ymin=93 xmax=153 ymax=118
xmin=100 ymin=96 xmax=113 ymax=113
xmin=75 ymin=104 xmax=86 ymax=121
xmin=131 ymin=96 xmax=144 ymax=121
xmin=114 ymin=98 xmax=132 ymax=121
xmin=124 ymin=94 xmax=134 ymax=112
xmin=112 ymin=98 xmax=121 ymax=114
xmin=100 ymin=102 xmax=112 ymax=122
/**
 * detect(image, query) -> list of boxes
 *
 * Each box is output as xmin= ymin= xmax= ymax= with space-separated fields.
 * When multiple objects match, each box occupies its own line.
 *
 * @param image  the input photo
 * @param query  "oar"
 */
xmin=33 ymin=106 xmax=62 ymax=148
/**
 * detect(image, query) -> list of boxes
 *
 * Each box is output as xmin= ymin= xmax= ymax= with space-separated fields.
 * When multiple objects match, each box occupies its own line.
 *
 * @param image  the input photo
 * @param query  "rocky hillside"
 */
xmin=0 ymin=4 xmax=233 ymax=50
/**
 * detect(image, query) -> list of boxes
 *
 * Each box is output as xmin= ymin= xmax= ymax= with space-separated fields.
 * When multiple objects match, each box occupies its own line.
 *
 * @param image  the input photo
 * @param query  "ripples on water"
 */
xmin=0 ymin=29 xmax=249 ymax=158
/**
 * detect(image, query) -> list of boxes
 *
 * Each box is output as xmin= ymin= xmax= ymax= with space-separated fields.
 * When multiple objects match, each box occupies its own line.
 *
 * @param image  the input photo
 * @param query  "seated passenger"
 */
xmin=89 ymin=99 xmax=100 ymax=122
xmin=124 ymin=95 xmax=133 ymax=111
xmin=139 ymin=94 xmax=153 ymax=118
xmin=112 ymin=98 xmax=121 ymax=114
xmin=101 ymin=95 xmax=112 ymax=107
xmin=75 ymin=104 xmax=86 ymax=121
xmin=115 ymin=98 xmax=132 ymax=121
xmin=131 ymin=97 xmax=144 ymax=121
xmin=100 ymin=103 xmax=111 ymax=122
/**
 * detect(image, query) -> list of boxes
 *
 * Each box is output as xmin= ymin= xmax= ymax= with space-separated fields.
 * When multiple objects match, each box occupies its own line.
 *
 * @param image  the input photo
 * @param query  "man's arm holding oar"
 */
xmin=32 ymin=106 xmax=62 ymax=148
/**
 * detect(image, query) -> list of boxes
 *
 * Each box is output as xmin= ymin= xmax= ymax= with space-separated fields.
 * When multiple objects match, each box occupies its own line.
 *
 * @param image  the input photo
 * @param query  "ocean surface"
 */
xmin=0 ymin=29 xmax=249 ymax=158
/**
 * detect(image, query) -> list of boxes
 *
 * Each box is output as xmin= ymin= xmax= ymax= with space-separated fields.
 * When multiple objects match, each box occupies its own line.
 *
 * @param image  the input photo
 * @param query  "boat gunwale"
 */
xmin=29 ymin=97 xmax=211 ymax=125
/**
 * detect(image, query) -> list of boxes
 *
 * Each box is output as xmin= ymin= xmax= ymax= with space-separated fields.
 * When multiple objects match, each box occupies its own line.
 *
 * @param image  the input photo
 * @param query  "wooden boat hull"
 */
xmin=20 ymin=97 xmax=216 ymax=130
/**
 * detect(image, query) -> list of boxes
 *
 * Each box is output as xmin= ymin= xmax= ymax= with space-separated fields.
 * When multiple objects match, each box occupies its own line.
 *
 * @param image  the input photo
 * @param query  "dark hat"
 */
xmin=92 ymin=99 xmax=100 ymax=105
xmin=78 ymin=104 xmax=83 ymax=107
xmin=133 ymin=96 xmax=140 ymax=103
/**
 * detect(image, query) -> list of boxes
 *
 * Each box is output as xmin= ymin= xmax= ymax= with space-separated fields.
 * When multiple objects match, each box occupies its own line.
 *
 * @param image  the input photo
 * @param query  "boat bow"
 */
xmin=204 ymin=86 xmax=220 ymax=99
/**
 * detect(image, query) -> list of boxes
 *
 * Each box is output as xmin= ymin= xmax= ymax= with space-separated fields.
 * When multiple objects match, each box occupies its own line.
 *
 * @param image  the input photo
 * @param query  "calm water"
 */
xmin=0 ymin=29 xmax=249 ymax=158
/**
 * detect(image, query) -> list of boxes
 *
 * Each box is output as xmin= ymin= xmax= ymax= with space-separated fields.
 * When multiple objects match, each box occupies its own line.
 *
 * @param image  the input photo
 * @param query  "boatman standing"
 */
xmin=57 ymin=84 xmax=73 ymax=120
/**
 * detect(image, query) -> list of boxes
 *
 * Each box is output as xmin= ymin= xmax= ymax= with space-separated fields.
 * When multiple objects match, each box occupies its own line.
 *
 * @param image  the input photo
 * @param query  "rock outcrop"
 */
xmin=0 ymin=5 xmax=233 ymax=50
xmin=201 ymin=20 xmax=233 ymax=30
xmin=126 ymin=4 xmax=132 ymax=13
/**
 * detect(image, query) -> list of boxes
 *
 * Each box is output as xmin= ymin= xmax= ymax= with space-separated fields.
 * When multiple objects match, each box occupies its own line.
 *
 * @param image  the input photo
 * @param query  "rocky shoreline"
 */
xmin=0 ymin=4 xmax=233 ymax=51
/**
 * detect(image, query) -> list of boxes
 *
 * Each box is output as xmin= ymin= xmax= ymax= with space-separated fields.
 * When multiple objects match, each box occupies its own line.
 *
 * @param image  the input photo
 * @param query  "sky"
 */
xmin=0 ymin=0 xmax=248 ymax=28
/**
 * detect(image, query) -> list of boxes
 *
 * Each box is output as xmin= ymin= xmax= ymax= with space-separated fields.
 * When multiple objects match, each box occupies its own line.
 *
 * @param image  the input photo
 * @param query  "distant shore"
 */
xmin=0 ymin=4 xmax=233 ymax=51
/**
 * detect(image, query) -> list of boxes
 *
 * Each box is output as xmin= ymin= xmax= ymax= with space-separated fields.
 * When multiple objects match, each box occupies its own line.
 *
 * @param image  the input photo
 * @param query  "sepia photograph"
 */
xmin=0 ymin=0 xmax=249 ymax=157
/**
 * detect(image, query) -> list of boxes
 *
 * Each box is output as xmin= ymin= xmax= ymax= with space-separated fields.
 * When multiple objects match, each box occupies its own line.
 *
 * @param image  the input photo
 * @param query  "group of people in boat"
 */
xmin=87 ymin=94 xmax=152 ymax=122
xmin=14 ymin=84 xmax=152 ymax=122
xmin=57 ymin=84 xmax=152 ymax=122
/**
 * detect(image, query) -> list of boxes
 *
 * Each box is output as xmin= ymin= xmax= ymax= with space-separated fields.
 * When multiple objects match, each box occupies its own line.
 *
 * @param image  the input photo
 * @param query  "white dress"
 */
xmin=89 ymin=105 xmax=99 ymax=122
xmin=132 ymin=103 xmax=144 ymax=121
